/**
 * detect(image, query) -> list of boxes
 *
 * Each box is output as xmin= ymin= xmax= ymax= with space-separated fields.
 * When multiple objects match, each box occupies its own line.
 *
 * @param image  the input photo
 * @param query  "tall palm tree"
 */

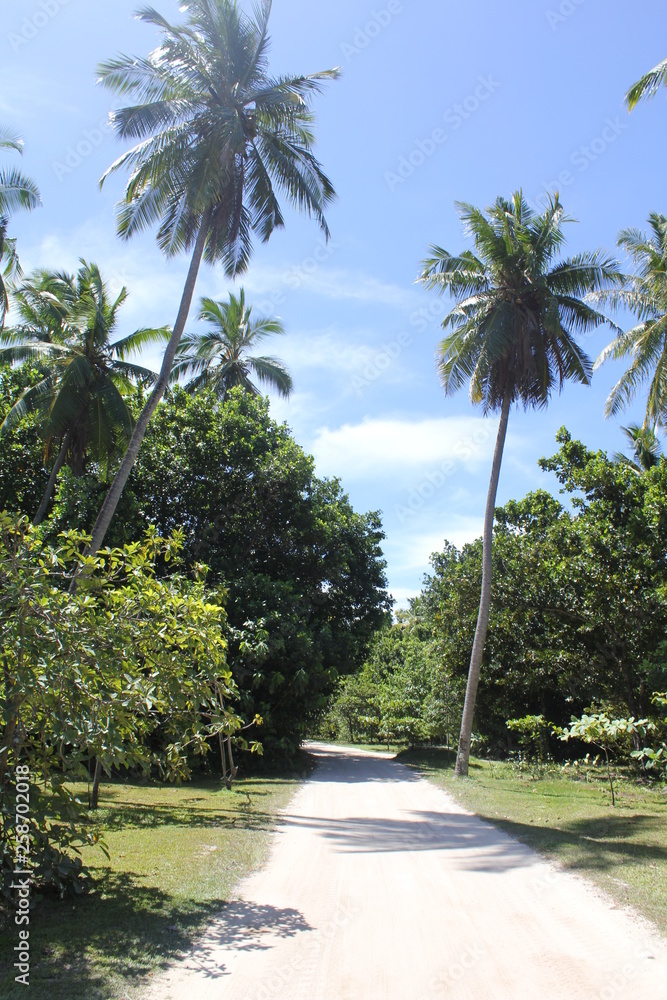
xmin=83 ymin=0 xmax=338 ymax=564
xmin=0 ymin=126 xmax=41 ymax=326
xmin=614 ymin=422 xmax=662 ymax=472
xmin=595 ymin=214 xmax=667 ymax=425
xmin=627 ymin=56 xmax=667 ymax=109
xmin=172 ymin=290 xmax=292 ymax=399
xmin=419 ymin=192 xmax=623 ymax=777
xmin=0 ymin=261 xmax=167 ymax=524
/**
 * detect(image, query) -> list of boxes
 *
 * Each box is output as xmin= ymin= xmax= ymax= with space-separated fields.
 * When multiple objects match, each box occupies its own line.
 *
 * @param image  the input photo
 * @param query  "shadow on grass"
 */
xmin=96 ymin=800 xmax=282 ymax=832
xmin=0 ymin=868 xmax=310 ymax=999
xmin=485 ymin=812 xmax=667 ymax=872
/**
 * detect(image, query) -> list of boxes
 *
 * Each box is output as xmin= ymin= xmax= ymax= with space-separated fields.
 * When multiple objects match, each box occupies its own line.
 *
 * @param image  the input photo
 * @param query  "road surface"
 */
xmin=144 ymin=743 xmax=667 ymax=1000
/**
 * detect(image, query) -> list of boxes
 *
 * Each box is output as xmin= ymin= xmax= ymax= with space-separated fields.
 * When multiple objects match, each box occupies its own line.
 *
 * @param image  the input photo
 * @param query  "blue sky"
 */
xmin=3 ymin=0 xmax=667 ymax=605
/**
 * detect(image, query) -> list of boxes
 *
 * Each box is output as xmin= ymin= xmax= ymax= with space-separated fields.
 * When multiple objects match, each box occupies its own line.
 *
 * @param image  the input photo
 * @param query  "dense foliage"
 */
xmin=327 ymin=430 xmax=667 ymax=769
xmin=42 ymin=387 xmax=390 ymax=756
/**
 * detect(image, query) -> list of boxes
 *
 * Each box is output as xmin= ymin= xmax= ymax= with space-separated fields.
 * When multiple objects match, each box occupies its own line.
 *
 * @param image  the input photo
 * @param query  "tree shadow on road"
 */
xmin=281 ymin=809 xmax=536 ymax=870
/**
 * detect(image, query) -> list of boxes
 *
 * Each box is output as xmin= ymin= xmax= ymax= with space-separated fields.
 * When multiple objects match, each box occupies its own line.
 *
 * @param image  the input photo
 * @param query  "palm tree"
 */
xmin=419 ymin=192 xmax=623 ymax=777
xmin=615 ymin=422 xmax=662 ymax=472
xmin=0 ymin=126 xmax=41 ymax=326
xmin=627 ymin=56 xmax=667 ymax=109
xmin=0 ymin=261 xmax=167 ymax=524
xmin=83 ymin=0 xmax=339 ymax=563
xmin=595 ymin=214 xmax=667 ymax=425
xmin=172 ymin=290 xmax=292 ymax=400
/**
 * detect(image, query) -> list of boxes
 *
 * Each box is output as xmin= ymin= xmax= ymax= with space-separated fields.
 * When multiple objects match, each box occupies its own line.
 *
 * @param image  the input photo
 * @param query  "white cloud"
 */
xmin=310 ymin=415 xmax=499 ymax=481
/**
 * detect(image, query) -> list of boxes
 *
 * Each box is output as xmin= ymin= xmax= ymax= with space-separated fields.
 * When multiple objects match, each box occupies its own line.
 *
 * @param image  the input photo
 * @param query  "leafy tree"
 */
xmin=0 ymin=262 xmax=167 ymax=523
xmin=596 ymin=214 xmax=667 ymax=425
xmin=418 ymin=192 xmax=622 ymax=776
xmin=627 ymin=56 xmax=667 ymax=109
xmin=0 ymin=126 xmax=41 ymax=327
xmin=0 ymin=515 xmax=238 ymax=898
xmin=84 ymin=0 xmax=339 ymax=562
xmin=415 ymin=433 xmax=667 ymax=750
xmin=173 ymin=290 xmax=292 ymax=399
xmin=51 ymin=388 xmax=391 ymax=755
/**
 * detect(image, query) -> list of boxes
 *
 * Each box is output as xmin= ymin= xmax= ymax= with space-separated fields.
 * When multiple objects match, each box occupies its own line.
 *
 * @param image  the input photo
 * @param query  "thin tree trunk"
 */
xmin=89 ymin=757 xmax=102 ymax=810
xmin=70 ymin=212 xmax=212 ymax=585
xmin=454 ymin=390 xmax=512 ymax=778
xmin=225 ymin=736 xmax=238 ymax=788
xmin=33 ymin=432 xmax=71 ymax=526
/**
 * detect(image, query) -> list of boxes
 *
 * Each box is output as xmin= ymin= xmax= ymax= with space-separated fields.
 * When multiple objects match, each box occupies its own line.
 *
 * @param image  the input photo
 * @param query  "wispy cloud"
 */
xmin=242 ymin=263 xmax=415 ymax=308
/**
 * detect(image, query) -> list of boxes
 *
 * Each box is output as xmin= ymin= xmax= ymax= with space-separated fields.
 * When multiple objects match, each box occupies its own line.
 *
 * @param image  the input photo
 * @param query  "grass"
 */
xmin=0 ymin=760 xmax=311 ymax=1000
xmin=399 ymin=748 xmax=667 ymax=935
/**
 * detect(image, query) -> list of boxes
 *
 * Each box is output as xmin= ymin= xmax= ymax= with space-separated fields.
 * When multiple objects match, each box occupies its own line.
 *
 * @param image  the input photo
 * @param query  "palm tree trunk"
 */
xmin=453 ymin=390 xmax=512 ymax=778
xmin=33 ymin=431 xmax=72 ymax=526
xmin=71 ymin=211 xmax=212 ymax=582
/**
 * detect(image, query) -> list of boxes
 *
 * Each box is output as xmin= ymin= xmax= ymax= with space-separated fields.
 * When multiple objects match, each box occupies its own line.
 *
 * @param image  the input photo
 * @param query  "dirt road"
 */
xmin=144 ymin=743 xmax=667 ymax=1000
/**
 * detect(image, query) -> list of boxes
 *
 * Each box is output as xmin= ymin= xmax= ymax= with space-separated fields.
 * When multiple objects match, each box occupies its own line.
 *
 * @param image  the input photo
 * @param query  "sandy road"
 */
xmin=144 ymin=743 xmax=667 ymax=1000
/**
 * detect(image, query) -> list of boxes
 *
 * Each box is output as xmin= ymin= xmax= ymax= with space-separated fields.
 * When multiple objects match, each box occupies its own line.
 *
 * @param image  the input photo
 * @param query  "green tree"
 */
xmin=173 ymin=290 xmax=292 ymax=399
xmin=0 ymin=262 xmax=167 ymax=524
xmin=596 ymin=214 xmax=667 ymax=424
xmin=419 ymin=192 xmax=622 ymax=776
xmin=627 ymin=56 xmax=667 ymax=109
xmin=0 ymin=126 xmax=41 ymax=326
xmin=52 ymin=388 xmax=391 ymax=755
xmin=84 ymin=0 xmax=339 ymax=562
xmin=0 ymin=515 xmax=238 ymax=897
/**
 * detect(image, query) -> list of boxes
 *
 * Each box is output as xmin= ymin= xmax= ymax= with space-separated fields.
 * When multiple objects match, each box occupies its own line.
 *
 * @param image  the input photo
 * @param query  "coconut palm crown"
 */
xmin=98 ymin=0 xmax=339 ymax=276
xmin=595 ymin=213 xmax=667 ymax=425
xmin=81 ymin=0 xmax=338 ymax=566
xmin=419 ymin=191 xmax=623 ymax=778
xmin=615 ymin=423 xmax=662 ymax=472
xmin=420 ymin=192 xmax=623 ymax=414
xmin=173 ymin=290 xmax=292 ymax=399
xmin=0 ymin=261 xmax=168 ymax=522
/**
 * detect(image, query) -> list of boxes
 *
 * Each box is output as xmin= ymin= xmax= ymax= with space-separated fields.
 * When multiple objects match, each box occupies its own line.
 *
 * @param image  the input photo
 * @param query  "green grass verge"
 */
xmin=399 ymin=748 xmax=667 ymax=936
xmin=0 ymin=761 xmax=310 ymax=1000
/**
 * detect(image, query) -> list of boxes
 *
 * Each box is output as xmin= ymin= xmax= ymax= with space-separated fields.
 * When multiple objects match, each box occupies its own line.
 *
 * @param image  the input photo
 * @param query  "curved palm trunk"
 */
xmin=454 ymin=390 xmax=512 ymax=778
xmin=33 ymin=431 xmax=72 ymax=526
xmin=71 ymin=212 xmax=211 ymax=582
